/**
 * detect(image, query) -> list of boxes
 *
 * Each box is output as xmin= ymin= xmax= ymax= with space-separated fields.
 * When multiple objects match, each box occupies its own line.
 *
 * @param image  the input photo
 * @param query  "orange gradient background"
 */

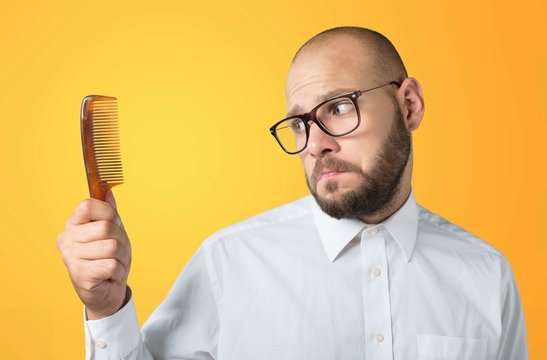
xmin=0 ymin=0 xmax=545 ymax=358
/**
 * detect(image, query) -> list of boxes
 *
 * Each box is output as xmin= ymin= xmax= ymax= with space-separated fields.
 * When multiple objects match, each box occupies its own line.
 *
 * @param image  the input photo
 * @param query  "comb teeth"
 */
xmin=91 ymin=99 xmax=124 ymax=185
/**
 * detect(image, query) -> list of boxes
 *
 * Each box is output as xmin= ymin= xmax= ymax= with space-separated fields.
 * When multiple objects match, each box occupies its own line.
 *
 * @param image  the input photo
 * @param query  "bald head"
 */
xmin=292 ymin=27 xmax=408 ymax=85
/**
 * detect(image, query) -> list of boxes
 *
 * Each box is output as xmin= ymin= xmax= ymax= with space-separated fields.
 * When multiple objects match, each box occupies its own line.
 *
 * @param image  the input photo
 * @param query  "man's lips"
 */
xmin=319 ymin=169 xmax=346 ymax=181
xmin=311 ymin=157 xmax=362 ymax=186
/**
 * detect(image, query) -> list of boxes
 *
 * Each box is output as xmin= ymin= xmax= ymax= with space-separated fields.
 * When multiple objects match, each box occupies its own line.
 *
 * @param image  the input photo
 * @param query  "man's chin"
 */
xmin=311 ymin=188 xmax=355 ymax=220
xmin=315 ymin=183 xmax=352 ymax=201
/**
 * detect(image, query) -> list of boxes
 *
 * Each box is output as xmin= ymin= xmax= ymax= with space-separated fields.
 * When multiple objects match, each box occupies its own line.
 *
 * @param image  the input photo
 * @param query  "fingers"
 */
xmin=72 ymin=259 xmax=127 ymax=290
xmin=62 ymin=220 xmax=127 ymax=245
xmin=57 ymin=222 xmax=131 ymax=276
xmin=56 ymin=197 xmax=130 ymax=318
xmin=65 ymin=198 xmax=121 ymax=229
xmin=69 ymin=239 xmax=131 ymax=270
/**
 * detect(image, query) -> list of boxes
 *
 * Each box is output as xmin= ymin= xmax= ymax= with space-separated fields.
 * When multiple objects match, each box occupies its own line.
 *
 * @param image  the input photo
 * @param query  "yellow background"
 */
xmin=0 ymin=0 xmax=545 ymax=358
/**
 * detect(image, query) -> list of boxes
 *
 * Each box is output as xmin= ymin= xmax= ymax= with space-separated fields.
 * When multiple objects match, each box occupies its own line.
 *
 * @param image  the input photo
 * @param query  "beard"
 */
xmin=306 ymin=100 xmax=411 ymax=220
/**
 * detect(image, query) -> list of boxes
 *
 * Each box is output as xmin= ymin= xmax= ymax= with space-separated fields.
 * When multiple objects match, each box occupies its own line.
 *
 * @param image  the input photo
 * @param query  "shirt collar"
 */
xmin=311 ymin=189 xmax=419 ymax=263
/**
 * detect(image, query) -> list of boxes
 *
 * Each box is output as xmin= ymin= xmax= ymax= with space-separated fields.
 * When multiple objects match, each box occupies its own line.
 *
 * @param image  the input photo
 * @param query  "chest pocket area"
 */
xmin=417 ymin=335 xmax=487 ymax=360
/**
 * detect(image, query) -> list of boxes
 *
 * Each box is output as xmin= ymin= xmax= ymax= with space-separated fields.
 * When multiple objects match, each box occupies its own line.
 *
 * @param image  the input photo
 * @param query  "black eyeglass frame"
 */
xmin=269 ymin=81 xmax=402 ymax=154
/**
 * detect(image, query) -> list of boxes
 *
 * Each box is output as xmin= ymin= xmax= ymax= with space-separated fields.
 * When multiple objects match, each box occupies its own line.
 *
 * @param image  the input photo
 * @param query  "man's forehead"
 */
xmin=292 ymin=32 xmax=372 ymax=65
xmin=289 ymin=36 xmax=373 ymax=76
xmin=285 ymin=39 xmax=375 ymax=115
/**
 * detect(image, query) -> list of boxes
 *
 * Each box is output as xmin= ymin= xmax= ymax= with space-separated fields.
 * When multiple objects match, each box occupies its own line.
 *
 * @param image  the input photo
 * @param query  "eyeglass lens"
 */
xmin=275 ymin=96 xmax=358 ymax=153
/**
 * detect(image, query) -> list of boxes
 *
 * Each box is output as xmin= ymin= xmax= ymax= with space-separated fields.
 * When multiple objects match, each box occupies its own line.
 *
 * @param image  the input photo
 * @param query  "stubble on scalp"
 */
xmin=292 ymin=26 xmax=408 ymax=86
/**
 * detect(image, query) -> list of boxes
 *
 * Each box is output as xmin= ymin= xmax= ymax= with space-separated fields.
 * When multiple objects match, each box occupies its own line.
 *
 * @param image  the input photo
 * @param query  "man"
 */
xmin=56 ymin=27 xmax=528 ymax=359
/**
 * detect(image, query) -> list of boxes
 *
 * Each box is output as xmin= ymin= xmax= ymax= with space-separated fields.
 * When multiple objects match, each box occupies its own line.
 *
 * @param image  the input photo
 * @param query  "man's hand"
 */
xmin=56 ymin=189 xmax=131 ymax=320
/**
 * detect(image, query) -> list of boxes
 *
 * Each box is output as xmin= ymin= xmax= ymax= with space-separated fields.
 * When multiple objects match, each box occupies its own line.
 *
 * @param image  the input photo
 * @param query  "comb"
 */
xmin=80 ymin=95 xmax=124 ymax=201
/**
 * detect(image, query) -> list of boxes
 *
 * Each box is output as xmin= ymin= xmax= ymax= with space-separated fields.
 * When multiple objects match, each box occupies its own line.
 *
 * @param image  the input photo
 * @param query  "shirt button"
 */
xmin=374 ymin=333 xmax=385 ymax=343
xmin=371 ymin=267 xmax=381 ymax=278
xmin=369 ymin=228 xmax=378 ymax=236
xmin=95 ymin=340 xmax=107 ymax=349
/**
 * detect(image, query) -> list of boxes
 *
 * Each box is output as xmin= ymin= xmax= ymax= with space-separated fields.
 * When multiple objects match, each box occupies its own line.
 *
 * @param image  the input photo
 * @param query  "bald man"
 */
xmin=57 ymin=27 xmax=527 ymax=360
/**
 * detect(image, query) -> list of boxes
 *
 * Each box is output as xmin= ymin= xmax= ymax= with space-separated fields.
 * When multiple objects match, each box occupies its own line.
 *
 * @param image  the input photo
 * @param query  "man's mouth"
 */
xmin=310 ymin=157 xmax=362 ymax=186
xmin=319 ymin=169 xmax=345 ymax=181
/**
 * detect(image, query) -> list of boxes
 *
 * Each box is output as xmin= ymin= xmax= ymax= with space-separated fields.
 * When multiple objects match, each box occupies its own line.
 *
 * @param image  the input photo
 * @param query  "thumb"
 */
xmin=105 ymin=188 xmax=117 ymax=209
xmin=105 ymin=188 xmax=125 ymax=230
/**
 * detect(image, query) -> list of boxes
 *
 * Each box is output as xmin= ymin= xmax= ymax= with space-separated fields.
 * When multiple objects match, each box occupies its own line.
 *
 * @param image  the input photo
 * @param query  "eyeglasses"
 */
xmin=269 ymin=81 xmax=401 ymax=154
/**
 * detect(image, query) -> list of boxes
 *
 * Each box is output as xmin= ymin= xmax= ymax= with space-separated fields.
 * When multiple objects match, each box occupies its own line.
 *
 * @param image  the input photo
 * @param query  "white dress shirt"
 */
xmin=84 ymin=190 xmax=527 ymax=359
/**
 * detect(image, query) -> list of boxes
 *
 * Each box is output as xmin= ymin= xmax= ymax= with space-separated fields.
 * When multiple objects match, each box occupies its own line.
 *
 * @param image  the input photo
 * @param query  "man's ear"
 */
xmin=397 ymin=77 xmax=425 ymax=131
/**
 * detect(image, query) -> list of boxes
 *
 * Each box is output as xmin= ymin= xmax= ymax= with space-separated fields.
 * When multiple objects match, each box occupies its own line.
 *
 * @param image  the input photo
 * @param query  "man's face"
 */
xmin=286 ymin=36 xmax=411 ymax=219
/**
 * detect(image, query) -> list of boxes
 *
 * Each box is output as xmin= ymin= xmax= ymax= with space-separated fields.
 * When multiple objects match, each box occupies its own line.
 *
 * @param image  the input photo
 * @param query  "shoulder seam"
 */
xmin=205 ymin=209 xmax=311 ymax=246
xmin=417 ymin=205 xmax=505 ymax=260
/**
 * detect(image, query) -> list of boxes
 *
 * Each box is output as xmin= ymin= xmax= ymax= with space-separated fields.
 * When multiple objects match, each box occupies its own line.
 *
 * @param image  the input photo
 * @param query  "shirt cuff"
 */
xmin=84 ymin=288 xmax=141 ymax=360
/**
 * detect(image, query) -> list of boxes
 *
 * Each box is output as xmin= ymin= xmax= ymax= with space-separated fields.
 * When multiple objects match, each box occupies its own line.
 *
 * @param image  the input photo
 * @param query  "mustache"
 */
xmin=311 ymin=157 xmax=363 ymax=185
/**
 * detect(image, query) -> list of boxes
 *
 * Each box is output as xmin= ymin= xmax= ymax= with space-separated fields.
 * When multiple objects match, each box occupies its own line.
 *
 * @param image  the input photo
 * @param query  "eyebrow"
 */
xmin=285 ymin=87 xmax=357 ymax=118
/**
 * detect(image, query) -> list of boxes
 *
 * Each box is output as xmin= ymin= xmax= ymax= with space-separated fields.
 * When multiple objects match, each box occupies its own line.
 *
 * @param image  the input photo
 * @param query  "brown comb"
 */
xmin=80 ymin=95 xmax=124 ymax=201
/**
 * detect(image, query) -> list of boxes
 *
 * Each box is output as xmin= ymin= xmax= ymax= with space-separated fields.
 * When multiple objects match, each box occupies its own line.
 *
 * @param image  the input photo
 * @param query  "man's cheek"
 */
xmin=305 ymin=169 xmax=315 ymax=189
xmin=302 ymin=160 xmax=315 ymax=182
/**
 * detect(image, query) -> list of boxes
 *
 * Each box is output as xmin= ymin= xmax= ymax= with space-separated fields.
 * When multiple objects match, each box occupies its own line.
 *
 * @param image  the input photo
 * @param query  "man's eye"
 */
xmin=290 ymin=119 xmax=305 ymax=132
xmin=332 ymin=100 xmax=354 ymax=116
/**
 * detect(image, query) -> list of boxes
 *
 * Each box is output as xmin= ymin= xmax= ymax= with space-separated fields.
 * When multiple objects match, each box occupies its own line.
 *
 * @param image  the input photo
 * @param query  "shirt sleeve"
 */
xmin=84 ymin=287 xmax=154 ymax=360
xmin=494 ymin=259 xmax=528 ymax=360
xmin=84 ymin=244 xmax=220 ymax=359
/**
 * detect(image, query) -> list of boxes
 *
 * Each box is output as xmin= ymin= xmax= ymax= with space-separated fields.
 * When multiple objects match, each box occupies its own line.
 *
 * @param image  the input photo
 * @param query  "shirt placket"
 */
xmin=361 ymin=226 xmax=393 ymax=360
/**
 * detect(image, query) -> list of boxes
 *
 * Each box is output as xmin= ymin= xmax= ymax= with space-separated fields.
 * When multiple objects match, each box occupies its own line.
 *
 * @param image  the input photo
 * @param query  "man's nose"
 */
xmin=306 ymin=122 xmax=340 ymax=158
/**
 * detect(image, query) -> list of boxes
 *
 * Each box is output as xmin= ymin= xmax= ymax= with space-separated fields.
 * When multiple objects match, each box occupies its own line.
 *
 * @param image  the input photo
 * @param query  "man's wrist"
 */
xmin=85 ymin=286 xmax=131 ymax=320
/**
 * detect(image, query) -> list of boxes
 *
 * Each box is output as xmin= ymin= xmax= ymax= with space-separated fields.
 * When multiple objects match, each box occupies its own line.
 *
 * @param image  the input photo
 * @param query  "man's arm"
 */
xmin=140 ymin=244 xmax=220 ymax=358
xmin=84 ymin=287 xmax=154 ymax=360
xmin=57 ymin=191 xmax=219 ymax=359
xmin=495 ymin=260 xmax=528 ymax=359
xmin=84 ymin=244 xmax=220 ymax=359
